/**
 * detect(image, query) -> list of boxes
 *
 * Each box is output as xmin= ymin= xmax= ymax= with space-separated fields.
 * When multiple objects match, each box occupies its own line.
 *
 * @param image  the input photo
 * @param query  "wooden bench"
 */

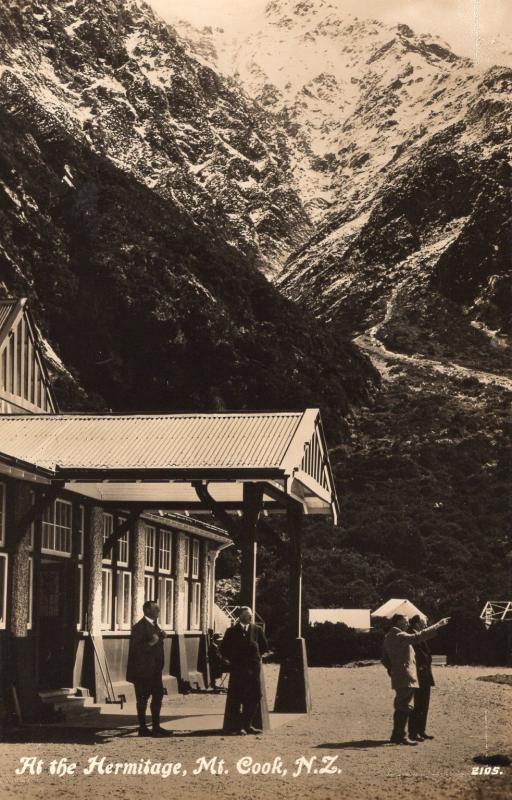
xmin=431 ymin=654 xmax=447 ymax=666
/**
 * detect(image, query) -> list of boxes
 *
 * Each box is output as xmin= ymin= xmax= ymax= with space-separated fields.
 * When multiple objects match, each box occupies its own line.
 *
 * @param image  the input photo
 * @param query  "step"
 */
xmin=39 ymin=688 xmax=75 ymax=704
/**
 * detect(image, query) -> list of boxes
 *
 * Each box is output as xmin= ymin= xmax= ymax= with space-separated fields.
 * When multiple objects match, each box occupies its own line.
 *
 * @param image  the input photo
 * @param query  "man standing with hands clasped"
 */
xmin=382 ymin=614 xmax=450 ymax=746
xmin=127 ymin=600 xmax=173 ymax=737
xmin=220 ymin=606 xmax=269 ymax=735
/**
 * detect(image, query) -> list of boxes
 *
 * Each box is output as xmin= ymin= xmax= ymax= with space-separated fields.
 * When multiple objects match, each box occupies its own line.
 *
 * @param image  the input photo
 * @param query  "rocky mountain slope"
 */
xmin=0 ymin=0 xmax=375 ymax=421
xmin=0 ymin=0 xmax=314 ymax=276
xmin=0 ymin=0 xmax=510 ymax=638
xmin=177 ymin=0 xmax=512 ymax=630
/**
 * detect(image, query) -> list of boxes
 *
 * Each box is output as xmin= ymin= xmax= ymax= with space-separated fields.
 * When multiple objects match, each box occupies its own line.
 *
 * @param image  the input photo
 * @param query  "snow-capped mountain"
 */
xmin=180 ymin=0 xmax=511 ymax=375
xmin=0 ymin=0 xmax=375 ymax=416
xmin=0 ymin=0 xmax=312 ymax=274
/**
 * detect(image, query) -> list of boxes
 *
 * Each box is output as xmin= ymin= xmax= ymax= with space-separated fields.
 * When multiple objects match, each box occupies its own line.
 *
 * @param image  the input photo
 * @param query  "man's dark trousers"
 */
xmin=134 ymin=673 xmax=164 ymax=730
xmin=127 ymin=618 xmax=165 ymax=730
xmin=409 ymin=640 xmax=434 ymax=737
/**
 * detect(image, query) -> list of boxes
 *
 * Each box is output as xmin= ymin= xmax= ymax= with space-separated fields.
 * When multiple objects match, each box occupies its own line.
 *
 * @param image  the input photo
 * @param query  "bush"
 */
xmin=305 ymin=622 xmax=384 ymax=666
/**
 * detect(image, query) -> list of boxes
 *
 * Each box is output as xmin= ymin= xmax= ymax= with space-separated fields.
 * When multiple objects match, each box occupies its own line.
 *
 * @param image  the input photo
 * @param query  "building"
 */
xmin=371 ymin=598 xmax=427 ymax=623
xmin=0 ymin=297 xmax=341 ymax=724
xmin=308 ymin=608 xmax=371 ymax=631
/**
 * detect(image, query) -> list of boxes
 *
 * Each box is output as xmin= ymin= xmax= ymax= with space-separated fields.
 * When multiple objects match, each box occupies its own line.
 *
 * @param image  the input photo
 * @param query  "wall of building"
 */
xmin=0 ymin=476 xmax=219 ymax=717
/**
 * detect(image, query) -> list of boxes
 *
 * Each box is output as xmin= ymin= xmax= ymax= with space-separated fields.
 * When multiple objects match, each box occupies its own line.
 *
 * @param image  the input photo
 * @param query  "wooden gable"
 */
xmin=0 ymin=298 xmax=58 ymax=415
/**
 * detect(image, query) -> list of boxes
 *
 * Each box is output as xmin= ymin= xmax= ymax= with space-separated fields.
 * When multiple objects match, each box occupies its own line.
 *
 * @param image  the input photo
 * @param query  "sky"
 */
xmin=149 ymin=0 xmax=511 ymax=64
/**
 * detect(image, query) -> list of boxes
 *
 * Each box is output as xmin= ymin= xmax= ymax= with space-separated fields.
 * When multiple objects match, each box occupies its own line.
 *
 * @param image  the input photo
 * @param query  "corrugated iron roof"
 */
xmin=0 ymin=412 xmax=305 ymax=471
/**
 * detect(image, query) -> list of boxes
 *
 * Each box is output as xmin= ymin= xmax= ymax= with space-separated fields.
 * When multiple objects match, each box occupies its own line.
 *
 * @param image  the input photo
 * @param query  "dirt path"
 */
xmin=1 ymin=665 xmax=511 ymax=800
xmin=355 ymin=331 xmax=512 ymax=391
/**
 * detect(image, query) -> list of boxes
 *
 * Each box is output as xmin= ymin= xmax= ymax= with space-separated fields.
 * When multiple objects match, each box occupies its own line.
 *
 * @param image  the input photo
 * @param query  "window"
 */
xmin=116 ymin=571 xmax=132 ymax=630
xmin=78 ymin=505 xmax=85 ymax=560
xmin=183 ymin=580 xmax=189 ymax=629
xmin=183 ymin=536 xmax=190 ymax=577
xmin=117 ymin=518 xmax=129 ymax=567
xmin=145 ymin=524 xmax=156 ymax=570
xmin=77 ymin=564 xmax=84 ymax=631
xmin=0 ymin=482 xmax=5 ymax=546
xmin=191 ymin=540 xmax=200 ymax=579
xmin=28 ymin=489 xmax=35 ymax=550
xmin=158 ymin=576 xmax=174 ymax=629
xmin=158 ymin=530 xmax=172 ymax=573
xmin=42 ymin=499 xmax=72 ymax=555
xmin=101 ymin=568 xmax=112 ymax=629
xmin=190 ymin=582 xmax=201 ymax=630
xmin=27 ymin=557 xmax=33 ymax=630
xmin=103 ymin=513 xmax=113 ymax=563
xmin=0 ymin=553 xmax=8 ymax=629
xmin=144 ymin=574 xmax=155 ymax=603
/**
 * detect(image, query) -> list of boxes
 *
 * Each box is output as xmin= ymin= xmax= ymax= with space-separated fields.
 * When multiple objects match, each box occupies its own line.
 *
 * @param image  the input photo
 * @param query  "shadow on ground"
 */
xmin=315 ymin=740 xmax=391 ymax=749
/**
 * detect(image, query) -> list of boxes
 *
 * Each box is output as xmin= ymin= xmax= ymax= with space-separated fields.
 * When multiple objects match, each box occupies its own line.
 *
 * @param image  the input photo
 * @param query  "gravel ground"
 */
xmin=1 ymin=664 xmax=511 ymax=800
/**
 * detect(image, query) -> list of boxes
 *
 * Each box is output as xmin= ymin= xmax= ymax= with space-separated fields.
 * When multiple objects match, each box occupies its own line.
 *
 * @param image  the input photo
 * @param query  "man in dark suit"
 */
xmin=220 ymin=606 xmax=269 ymax=735
xmin=408 ymin=615 xmax=436 ymax=741
xmin=126 ymin=600 xmax=172 ymax=737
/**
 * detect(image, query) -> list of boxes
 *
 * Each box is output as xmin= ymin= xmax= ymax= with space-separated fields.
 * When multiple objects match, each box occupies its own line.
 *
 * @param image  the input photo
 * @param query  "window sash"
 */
xmin=0 ymin=482 xmax=5 ymax=546
xmin=190 ymin=581 xmax=201 ymax=630
xmin=77 ymin=563 xmax=84 ymax=631
xmin=42 ymin=499 xmax=72 ymax=555
xmin=103 ymin=513 xmax=113 ymax=563
xmin=144 ymin=574 xmax=155 ymax=603
xmin=158 ymin=530 xmax=172 ymax=573
xmin=183 ymin=537 xmax=190 ymax=577
xmin=27 ymin=556 xmax=33 ymax=630
xmin=191 ymin=540 xmax=200 ymax=578
xmin=101 ymin=568 xmax=112 ymax=629
xmin=117 ymin=518 xmax=129 ymax=567
xmin=145 ymin=524 xmax=156 ymax=570
xmin=116 ymin=571 xmax=132 ymax=630
xmin=0 ymin=553 xmax=8 ymax=630
xmin=158 ymin=576 xmax=174 ymax=629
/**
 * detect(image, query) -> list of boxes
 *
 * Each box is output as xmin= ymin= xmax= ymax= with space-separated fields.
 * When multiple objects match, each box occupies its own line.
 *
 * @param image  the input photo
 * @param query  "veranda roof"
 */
xmin=0 ymin=409 xmax=340 ymax=521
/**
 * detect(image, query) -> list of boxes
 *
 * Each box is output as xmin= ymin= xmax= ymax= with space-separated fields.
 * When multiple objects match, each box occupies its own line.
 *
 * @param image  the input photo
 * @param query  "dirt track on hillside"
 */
xmin=1 ymin=665 xmax=511 ymax=800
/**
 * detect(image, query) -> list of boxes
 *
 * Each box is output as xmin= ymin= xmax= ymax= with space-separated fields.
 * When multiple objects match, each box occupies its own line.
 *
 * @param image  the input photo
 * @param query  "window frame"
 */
xmin=0 ymin=553 xmax=8 ymax=630
xmin=101 ymin=568 xmax=112 ymax=630
xmin=41 ymin=498 xmax=73 ymax=557
xmin=116 ymin=570 xmax=132 ymax=631
xmin=144 ymin=524 xmax=156 ymax=571
xmin=116 ymin=516 xmax=129 ymax=567
xmin=190 ymin=581 xmax=201 ymax=631
xmin=158 ymin=576 xmax=174 ymax=630
xmin=102 ymin=513 xmax=114 ymax=564
xmin=144 ymin=574 xmax=155 ymax=604
xmin=183 ymin=536 xmax=190 ymax=577
xmin=0 ymin=482 xmax=6 ymax=546
xmin=191 ymin=539 xmax=200 ymax=579
xmin=158 ymin=529 xmax=172 ymax=574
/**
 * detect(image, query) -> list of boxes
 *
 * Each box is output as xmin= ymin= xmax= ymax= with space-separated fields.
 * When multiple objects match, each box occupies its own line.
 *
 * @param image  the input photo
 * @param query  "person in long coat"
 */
xmin=408 ymin=615 xmax=435 ymax=740
xmin=126 ymin=600 xmax=172 ymax=737
xmin=220 ymin=606 xmax=269 ymax=735
xmin=381 ymin=613 xmax=450 ymax=745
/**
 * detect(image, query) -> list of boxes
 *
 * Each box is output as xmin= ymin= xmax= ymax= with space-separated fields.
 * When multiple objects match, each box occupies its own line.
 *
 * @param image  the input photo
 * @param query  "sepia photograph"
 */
xmin=0 ymin=1 xmax=510 ymax=799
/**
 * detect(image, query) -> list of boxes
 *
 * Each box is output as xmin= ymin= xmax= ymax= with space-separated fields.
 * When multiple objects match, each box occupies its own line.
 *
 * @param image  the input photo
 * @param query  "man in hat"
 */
xmin=126 ymin=600 xmax=172 ymax=737
xmin=382 ymin=614 xmax=450 ymax=745
xmin=220 ymin=606 xmax=269 ymax=735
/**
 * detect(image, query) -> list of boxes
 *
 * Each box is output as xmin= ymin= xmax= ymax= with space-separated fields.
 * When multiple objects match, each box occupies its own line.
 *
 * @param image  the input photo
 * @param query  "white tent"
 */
xmin=371 ymin=598 xmax=427 ymax=622
xmin=308 ymin=608 xmax=371 ymax=631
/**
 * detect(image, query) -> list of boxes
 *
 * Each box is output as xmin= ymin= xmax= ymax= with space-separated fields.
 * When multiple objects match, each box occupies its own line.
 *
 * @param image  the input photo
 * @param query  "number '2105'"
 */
xmin=472 ymin=766 xmax=502 ymax=775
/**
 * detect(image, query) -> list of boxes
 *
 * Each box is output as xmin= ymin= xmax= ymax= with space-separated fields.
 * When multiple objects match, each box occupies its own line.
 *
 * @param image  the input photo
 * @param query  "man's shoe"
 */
xmin=397 ymin=737 xmax=418 ymax=746
xmin=138 ymin=727 xmax=152 ymax=737
xmin=246 ymin=726 xmax=263 ymax=734
xmin=421 ymin=733 xmax=434 ymax=740
xmin=152 ymin=727 xmax=173 ymax=737
xmin=411 ymin=734 xmax=425 ymax=742
xmin=230 ymin=729 xmax=247 ymax=735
